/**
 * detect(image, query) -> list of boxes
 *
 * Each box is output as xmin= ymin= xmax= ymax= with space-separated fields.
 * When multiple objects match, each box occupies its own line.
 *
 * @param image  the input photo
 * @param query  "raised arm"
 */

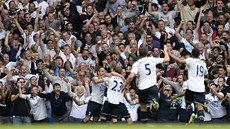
xmin=53 ymin=38 xmax=61 ymax=54
xmin=124 ymin=73 xmax=136 ymax=89
xmin=11 ymin=93 xmax=20 ymax=102
xmin=38 ymin=33 xmax=46 ymax=52
xmin=196 ymin=6 xmax=204 ymax=32
xmin=168 ymin=51 xmax=186 ymax=64
xmin=92 ymin=76 xmax=104 ymax=84
xmin=160 ymin=76 xmax=181 ymax=93
xmin=210 ymin=86 xmax=224 ymax=100
xmin=148 ymin=2 xmax=156 ymax=16
xmin=85 ymin=13 xmax=97 ymax=28
xmin=4 ymin=31 xmax=11 ymax=52
xmin=18 ymin=87 xmax=30 ymax=99
xmin=31 ymin=32 xmax=41 ymax=51
xmin=14 ymin=17 xmax=25 ymax=35
xmin=43 ymin=68 xmax=55 ymax=83
xmin=11 ymin=87 xmax=25 ymax=102
xmin=163 ymin=45 xmax=170 ymax=63
xmin=33 ymin=8 xmax=40 ymax=32
xmin=84 ymin=80 xmax=90 ymax=97
xmin=71 ymin=42 xmax=79 ymax=58
xmin=175 ymin=21 xmax=184 ymax=41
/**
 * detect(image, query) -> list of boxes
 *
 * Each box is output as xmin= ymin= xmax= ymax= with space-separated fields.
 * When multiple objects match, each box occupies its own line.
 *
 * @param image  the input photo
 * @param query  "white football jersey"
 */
xmin=131 ymin=57 xmax=164 ymax=90
xmin=185 ymin=58 xmax=208 ymax=92
xmin=103 ymin=76 xmax=124 ymax=105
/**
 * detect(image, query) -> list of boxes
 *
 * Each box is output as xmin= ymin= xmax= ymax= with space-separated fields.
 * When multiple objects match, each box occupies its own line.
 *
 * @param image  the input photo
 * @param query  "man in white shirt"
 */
xmin=125 ymin=45 xmax=169 ymax=122
xmin=169 ymin=48 xmax=208 ymax=123
xmin=205 ymin=83 xmax=227 ymax=122
xmin=19 ymin=86 xmax=48 ymax=122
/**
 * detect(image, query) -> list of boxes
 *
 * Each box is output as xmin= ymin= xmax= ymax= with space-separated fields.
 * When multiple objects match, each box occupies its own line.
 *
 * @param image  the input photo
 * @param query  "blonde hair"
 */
xmin=74 ymin=85 xmax=86 ymax=94
xmin=164 ymin=85 xmax=172 ymax=90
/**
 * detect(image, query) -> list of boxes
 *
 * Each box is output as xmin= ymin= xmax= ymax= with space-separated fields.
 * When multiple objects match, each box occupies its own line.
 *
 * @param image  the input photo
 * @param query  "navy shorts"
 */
xmin=185 ymin=89 xmax=205 ymax=105
xmin=118 ymin=103 xmax=130 ymax=120
xmin=138 ymin=86 xmax=158 ymax=103
xmin=101 ymin=101 xmax=119 ymax=118
xmin=85 ymin=100 xmax=103 ymax=118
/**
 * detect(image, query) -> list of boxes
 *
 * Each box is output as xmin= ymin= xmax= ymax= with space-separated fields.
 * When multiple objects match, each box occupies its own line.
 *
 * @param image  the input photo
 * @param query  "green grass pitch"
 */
xmin=1 ymin=123 xmax=230 ymax=129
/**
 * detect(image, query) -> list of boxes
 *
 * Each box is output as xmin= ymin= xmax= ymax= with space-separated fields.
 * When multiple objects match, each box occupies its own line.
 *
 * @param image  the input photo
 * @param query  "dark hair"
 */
xmin=203 ymin=21 xmax=211 ymax=26
xmin=86 ymin=4 xmax=94 ymax=8
xmin=211 ymin=83 xmax=218 ymax=88
xmin=151 ymin=3 xmax=159 ymax=10
xmin=186 ymin=28 xmax=194 ymax=34
xmin=56 ymin=56 xmax=64 ymax=62
xmin=65 ymin=22 xmax=72 ymax=28
xmin=36 ymin=59 xmax=44 ymax=65
xmin=30 ymin=76 xmax=37 ymax=81
xmin=53 ymin=83 xmax=61 ymax=88
xmin=200 ymin=32 xmax=207 ymax=36
xmin=84 ymin=32 xmax=92 ymax=38
xmin=218 ymin=76 xmax=226 ymax=82
xmin=16 ymin=78 xmax=25 ymax=84
xmin=118 ymin=43 xmax=125 ymax=47
xmin=191 ymin=48 xmax=200 ymax=58
xmin=64 ymin=60 xmax=73 ymax=70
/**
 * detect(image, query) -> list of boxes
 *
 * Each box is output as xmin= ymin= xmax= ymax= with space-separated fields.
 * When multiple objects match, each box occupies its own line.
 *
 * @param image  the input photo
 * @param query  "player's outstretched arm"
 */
xmin=92 ymin=77 xmax=104 ymax=84
xmin=163 ymin=45 xmax=170 ymax=63
xmin=168 ymin=52 xmax=186 ymax=64
xmin=124 ymin=73 xmax=135 ymax=89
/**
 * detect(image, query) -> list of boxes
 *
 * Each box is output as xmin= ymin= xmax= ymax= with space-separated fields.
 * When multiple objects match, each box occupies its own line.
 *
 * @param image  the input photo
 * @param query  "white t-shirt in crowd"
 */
xmin=19 ymin=94 xmax=47 ymax=121
xmin=70 ymin=93 xmax=90 ymax=119
xmin=205 ymin=92 xmax=227 ymax=118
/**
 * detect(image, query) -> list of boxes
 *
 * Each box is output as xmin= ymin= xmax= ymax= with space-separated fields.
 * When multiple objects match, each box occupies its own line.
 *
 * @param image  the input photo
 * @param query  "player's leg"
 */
xmin=119 ymin=103 xmax=133 ymax=124
xmin=92 ymin=117 xmax=99 ymax=123
xmin=111 ymin=104 xmax=119 ymax=124
xmin=137 ymin=89 xmax=149 ymax=122
xmin=83 ymin=100 xmax=95 ymax=123
xmin=195 ymin=92 xmax=205 ymax=123
xmin=148 ymin=86 xmax=159 ymax=115
xmin=100 ymin=101 xmax=111 ymax=122
xmin=83 ymin=115 xmax=91 ymax=123
xmin=92 ymin=102 xmax=103 ymax=123
xmin=185 ymin=89 xmax=195 ymax=123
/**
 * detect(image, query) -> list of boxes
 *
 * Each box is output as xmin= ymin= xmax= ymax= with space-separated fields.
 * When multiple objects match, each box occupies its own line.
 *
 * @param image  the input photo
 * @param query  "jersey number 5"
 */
xmin=196 ymin=65 xmax=204 ymax=77
xmin=145 ymin=63 xmax=151 ymax=75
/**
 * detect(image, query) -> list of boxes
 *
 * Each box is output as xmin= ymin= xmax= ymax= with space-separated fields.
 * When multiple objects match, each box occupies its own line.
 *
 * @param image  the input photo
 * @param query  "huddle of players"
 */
xmin=82 ymin=66 xmax=132 ymax=123
xmin=83 ymin=44 xmax=207 ymax=124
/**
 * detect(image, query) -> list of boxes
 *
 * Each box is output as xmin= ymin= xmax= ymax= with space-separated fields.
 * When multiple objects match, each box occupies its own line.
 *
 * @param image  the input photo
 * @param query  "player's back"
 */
xmin=185 ymin=58 xmax=207 ymax=92
xmin=104 ymin=76 xmax=124 ymax=105
xmin=132 ymin=57 xmax=163 ymax=90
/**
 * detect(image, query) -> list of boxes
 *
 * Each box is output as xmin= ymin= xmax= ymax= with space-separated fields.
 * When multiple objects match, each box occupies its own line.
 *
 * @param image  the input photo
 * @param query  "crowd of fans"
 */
xmin=0 ymin=0 xmax=230 ymax=124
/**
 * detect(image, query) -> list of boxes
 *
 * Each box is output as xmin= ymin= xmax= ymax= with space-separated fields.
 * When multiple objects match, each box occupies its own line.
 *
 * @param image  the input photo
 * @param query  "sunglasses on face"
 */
xmin=164 ymin=89 xmax=171 ymax=92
